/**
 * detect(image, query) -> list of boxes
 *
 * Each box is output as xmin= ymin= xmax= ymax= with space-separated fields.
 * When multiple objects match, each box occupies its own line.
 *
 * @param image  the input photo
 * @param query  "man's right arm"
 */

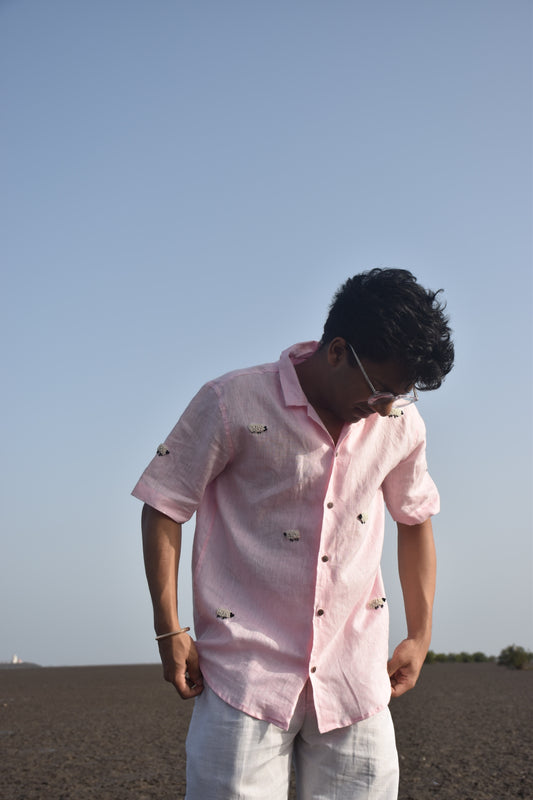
xmin=141 ymin=504 xmax=204 ymax=699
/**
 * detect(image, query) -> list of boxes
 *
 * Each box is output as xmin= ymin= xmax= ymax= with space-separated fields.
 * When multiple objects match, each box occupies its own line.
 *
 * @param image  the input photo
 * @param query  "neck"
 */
xmin=295 ymin=351 xmax=344 ymax=444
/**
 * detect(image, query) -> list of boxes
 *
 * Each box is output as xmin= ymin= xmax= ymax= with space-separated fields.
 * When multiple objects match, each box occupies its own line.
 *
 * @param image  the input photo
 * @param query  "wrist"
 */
xmin=155 ymin=627 xmax=190 ymax=641
xmin=406 ymin=631 xmax=432 ymax=651
xmin=153 ymin=610 xmax=180 ymax=631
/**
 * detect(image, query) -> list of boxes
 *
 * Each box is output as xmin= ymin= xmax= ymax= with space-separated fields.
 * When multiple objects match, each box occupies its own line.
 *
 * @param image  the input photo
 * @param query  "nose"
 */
xmin=373 ymin=400 xmax=396 ymax=417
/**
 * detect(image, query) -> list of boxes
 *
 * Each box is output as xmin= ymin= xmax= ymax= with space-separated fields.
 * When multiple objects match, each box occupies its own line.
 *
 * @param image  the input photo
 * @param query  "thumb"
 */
xmin=387 ymin=649 xmax=402 ymax=677
xmin=185 ymin=642 xmax=203 ymax=687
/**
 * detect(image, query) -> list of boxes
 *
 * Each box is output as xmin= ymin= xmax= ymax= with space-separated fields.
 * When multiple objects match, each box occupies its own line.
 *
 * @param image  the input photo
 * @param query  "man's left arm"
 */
xmin=387 ymin=517 xmax=436 ymax=698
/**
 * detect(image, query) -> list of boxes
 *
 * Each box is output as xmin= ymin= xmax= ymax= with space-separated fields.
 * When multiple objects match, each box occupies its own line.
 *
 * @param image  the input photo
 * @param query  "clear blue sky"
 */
xmin=1 ymin=0 xmax=531 ymax=666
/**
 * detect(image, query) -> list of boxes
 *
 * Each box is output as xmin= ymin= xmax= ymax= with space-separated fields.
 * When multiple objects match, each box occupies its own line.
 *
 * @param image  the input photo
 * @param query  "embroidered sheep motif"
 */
xmin=216 ymin=608 xmax=235 ymax=619
xmin=156 ymin=444 xmax=170 ymax=456
xmin=248 ymin=424 xmax=268 ymax=434
xmin=283 ymin=530 xmax=301 ymax=542
xmin=357 ymin=513 xmax=369 ymax=524
xmin=367 ymin=597 xmax=387 ymax=610
xmin=388 ymin=409 xmax=404 ymax=418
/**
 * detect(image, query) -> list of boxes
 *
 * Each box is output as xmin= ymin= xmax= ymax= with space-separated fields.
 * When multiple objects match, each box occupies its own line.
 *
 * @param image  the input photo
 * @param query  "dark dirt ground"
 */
xmin=1 ymin=662 xmax=530 ymax=799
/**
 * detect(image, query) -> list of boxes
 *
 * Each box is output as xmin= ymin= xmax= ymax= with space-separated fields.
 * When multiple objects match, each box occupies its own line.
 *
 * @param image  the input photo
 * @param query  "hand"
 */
xmin=157 ymin=633 xmax=204 ymax=699
xmin=387 ymin=637 xmax=428 ymax=698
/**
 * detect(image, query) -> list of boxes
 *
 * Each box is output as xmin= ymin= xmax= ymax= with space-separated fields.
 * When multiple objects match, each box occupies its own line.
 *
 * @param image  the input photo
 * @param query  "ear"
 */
xmin=326 ymin=337 xmax=347 ymax=366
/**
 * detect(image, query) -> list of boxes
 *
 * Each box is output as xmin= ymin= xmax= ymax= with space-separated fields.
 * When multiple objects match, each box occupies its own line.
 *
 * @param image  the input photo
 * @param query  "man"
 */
xmin=133 ymin=268 xmax=454 ymax=799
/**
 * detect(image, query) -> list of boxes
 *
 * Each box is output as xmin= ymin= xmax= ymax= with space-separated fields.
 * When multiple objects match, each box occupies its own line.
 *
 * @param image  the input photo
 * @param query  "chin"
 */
xmin=353 ymin=409 xmax=375 ymax=423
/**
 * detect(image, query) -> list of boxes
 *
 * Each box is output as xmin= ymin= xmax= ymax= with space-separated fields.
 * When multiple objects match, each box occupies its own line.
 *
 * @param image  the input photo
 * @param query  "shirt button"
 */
xmin=310 ymin=666 xmax=317 ymax=673
xmin=317 ymin=608 xmax=325 ymax=616
xmin=327 ymin=502 xmax=334 ymax=509
xmin=321 ymin=555 xmax=329 ymax=562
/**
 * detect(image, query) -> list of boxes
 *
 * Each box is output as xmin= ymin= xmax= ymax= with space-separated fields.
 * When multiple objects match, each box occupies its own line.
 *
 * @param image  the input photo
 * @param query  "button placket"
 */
xmin=310 ymin=442 xmax=339 ymax=683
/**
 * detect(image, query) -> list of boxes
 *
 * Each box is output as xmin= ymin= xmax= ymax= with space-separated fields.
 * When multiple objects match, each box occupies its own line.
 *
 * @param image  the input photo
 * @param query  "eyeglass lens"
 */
xmin=367 ymin=393 xmax=417 ymax=409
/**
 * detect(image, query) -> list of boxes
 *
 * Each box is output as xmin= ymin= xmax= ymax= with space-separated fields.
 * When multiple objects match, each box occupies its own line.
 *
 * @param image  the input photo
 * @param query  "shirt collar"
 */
xmin=279 ymin=341 xmax=320 ymax=407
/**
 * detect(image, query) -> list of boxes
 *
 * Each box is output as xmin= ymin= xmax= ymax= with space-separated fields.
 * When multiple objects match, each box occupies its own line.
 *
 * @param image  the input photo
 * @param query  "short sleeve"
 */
xmin=382 ymin=414 xmax=440 ymax=525
xmin=131 ymin=382 xmax=233 ymax=523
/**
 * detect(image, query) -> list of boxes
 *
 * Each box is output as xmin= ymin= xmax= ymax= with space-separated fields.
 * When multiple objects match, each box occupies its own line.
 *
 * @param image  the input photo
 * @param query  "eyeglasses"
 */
xmin=345 ymin=342 xmax=418 ymax=409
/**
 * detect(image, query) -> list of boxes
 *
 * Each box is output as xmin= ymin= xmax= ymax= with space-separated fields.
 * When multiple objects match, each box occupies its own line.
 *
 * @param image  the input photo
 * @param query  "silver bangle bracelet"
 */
xmin=155 ymin=627 xmax=191 ymax=641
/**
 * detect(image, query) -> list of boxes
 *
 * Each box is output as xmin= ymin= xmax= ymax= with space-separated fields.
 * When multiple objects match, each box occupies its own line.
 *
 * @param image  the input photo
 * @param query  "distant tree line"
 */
xmin=424 ymin=644 xmax=533 ymax=669
xmin=425 ymin=650 xmax=495 ymax=664
xmin=496 ymin=645 xmax=533 ymax=670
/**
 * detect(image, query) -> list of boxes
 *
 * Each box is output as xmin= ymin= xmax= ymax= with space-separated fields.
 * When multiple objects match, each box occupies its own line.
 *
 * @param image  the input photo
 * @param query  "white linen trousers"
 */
xmin=185 ymin=682 xmax=399 ymax=800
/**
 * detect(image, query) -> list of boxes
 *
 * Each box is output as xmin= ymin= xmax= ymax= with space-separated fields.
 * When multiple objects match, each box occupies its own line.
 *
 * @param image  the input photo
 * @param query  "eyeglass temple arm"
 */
xmin=345 ymin=342 xmax=378 ymax=393
xmin=346 ymin=341 xmax=418 ymax=400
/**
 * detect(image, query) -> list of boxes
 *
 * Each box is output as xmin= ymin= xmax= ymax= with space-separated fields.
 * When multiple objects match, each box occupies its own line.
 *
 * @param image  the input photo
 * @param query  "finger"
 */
xmin=390 ymin=678 xmax=412 ymax=698
xmin=175 ymin=672 xmax=204 ymax=699
xmin=186 ymin=668 xmax=204 ymax=688
xmin=387 ymin=656 xmax=401 ymax=677
xmin=161 ymin=662 xmax=202 ymax=697
xmin=186 ymin=653 xmax=203 ymax=687
xmin=389 ymin=664 xmax=418 ymax=697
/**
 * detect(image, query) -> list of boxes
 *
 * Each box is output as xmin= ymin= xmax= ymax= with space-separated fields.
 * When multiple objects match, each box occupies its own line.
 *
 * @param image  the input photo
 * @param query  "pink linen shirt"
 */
xmin=132 ymin=342 xmax=439 ymax=733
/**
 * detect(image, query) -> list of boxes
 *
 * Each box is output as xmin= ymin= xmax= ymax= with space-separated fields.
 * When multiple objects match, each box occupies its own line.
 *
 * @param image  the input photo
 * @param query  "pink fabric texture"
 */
xmin=132 ymin=342 xmax=439 ymax=733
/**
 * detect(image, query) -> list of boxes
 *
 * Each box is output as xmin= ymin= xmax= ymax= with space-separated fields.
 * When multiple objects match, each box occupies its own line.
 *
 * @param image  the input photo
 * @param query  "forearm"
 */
xmin=141 ymin=504 xmax=203 ymax=698
xmin=387 ymin=518 xmax=436 ymax=696
xmin=141 ymin=504 xmax=183 ymax=634
xmin=397 ymin=517 xmax=436 ymax=646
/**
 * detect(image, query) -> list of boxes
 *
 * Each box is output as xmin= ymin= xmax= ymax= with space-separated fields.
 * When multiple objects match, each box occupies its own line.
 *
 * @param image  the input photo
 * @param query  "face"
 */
xmin=322 ymin=338 xmax=412 ymax=425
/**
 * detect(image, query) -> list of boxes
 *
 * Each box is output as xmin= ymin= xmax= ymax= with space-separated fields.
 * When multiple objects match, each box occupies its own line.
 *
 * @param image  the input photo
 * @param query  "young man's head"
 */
xmin=321 ymin=268 xmax=454 ymax=391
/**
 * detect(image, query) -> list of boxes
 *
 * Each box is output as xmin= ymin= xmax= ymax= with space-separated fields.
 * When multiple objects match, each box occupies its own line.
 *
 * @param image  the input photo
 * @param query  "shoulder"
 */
xmin=206 ymin=360 xmax=281 ymax=401
xmin=211 ymin=359 xmax=280 ymax=385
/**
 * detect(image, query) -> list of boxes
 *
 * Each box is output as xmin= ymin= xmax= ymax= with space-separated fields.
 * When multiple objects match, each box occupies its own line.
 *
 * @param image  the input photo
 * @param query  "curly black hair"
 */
xmin=321 ymin=268 xmax=454 ymax=390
